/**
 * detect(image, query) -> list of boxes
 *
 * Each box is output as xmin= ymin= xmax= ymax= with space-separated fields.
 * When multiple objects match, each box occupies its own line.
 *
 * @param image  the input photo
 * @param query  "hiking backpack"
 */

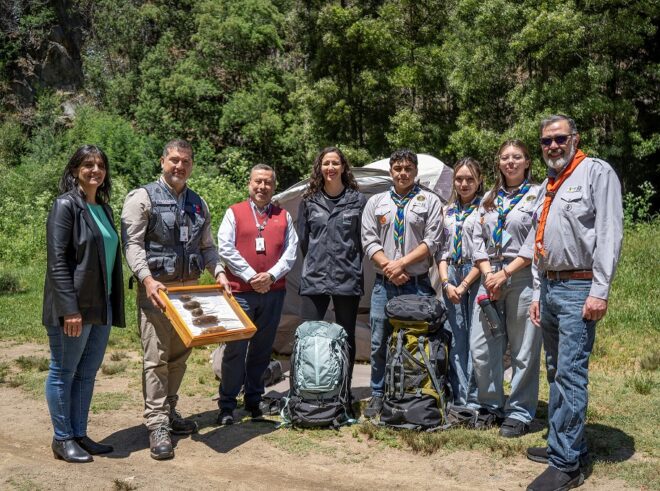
xmin=281 ymin=321 xmax=352 ymax=428
xmin=380 ymin=295 xmax=452 ymax=430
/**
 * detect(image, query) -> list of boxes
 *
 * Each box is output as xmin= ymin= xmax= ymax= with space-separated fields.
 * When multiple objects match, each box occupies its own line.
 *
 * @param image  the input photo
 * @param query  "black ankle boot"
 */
xmin=74 ymin=435 xmax=113 ymax=455
xmin=52 ymin=438 xmax=93 ymax=463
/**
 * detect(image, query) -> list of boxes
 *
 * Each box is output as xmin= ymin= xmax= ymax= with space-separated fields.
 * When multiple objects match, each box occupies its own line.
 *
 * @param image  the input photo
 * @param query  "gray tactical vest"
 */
xmin=143 ymin=181 xmax=206 ymax=283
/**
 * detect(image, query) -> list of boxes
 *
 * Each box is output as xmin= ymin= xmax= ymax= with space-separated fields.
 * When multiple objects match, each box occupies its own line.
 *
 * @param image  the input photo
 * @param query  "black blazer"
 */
xmin=42 ymin=190 xmax=125 ymax=328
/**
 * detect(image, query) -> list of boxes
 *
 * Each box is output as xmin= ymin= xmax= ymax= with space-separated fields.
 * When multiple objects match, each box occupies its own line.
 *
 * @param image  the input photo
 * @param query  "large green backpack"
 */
xmin=281 ymin=321 xmax=352 ymax=428
xmin=381 ymin=295 xmax=451 ymax=430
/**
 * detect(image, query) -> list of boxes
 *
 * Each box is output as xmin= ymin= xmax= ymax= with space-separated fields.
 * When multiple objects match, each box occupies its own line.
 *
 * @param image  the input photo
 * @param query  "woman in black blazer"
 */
xmin=43 ymin=145 xmax=125 ymax=463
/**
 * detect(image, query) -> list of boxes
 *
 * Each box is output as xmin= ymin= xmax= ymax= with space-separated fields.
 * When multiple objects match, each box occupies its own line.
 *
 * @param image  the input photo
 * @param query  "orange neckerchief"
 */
xmin=535 ymin=149 xmax=587 ymax=259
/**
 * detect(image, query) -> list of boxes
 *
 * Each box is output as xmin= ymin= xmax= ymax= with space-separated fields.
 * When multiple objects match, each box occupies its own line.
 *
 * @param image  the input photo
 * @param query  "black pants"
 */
xmin=299 ymin=294 xmax=360 ymax=390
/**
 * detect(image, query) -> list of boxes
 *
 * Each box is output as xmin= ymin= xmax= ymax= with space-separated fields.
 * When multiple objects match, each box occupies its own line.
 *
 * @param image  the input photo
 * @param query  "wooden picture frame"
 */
xmin=159 ymin=285 xmax=257 ymax=348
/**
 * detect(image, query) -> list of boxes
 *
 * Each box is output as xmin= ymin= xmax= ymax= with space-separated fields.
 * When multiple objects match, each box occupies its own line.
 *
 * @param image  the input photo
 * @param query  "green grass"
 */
xmin=0 ymin=221 xmax=658 ymax=488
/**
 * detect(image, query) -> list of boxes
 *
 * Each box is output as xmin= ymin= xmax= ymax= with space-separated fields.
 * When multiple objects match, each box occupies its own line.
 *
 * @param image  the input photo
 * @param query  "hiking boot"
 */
xmin=527 ymin=447 xmax=591 ymax=468
xmin=149 ymin=426 xmax=174 ymax=461
xmin=527 ymin=465 xmax=584 ymax=491
xmin=499 ymin=417 xmax=530 ymax=438
xmin=217 ymin=409 xmax=234 ymax=426
xmin=363 ymin=396 xmax=384 ymax=419
xmin=169 ymin=409 xmax=198 ymax=435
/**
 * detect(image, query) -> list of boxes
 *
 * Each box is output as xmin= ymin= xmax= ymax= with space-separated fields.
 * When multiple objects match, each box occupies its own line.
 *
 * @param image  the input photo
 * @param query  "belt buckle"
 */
xmin=546 ymin=271 xmax=560 ymax=280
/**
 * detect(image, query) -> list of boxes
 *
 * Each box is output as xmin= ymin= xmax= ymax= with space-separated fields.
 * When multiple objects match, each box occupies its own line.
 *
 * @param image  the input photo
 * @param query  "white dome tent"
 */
xmin=271 ymin=153 xmax=453 ymax=360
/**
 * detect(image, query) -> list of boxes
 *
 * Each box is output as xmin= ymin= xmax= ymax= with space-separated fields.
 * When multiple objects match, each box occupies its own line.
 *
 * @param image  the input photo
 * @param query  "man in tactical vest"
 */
xmin=122 ymin=139 xmax=225 ymax=460
xmin=215 ymin=164 xmax=298 ymax=425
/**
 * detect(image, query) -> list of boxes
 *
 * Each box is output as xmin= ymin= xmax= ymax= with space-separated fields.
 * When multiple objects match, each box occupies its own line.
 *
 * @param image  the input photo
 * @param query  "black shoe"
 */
xmin=499 ymin=417 xmax=530 ymax=438
xmin=149 ymin=426 xmax=174 ymax=461
xmin=52 ymin=438 xmax=93 ymax=463
xmin=74 ymin=436 xmax=113 ymax=455
xmin=169 ymin=409 xmax=198 ymax=435
xmin=527 ymin=466 xmax=584 ymax=491
xmin=363 ymin=396 xmax=384 ymax=419
xmin=474 ymin=408 xmax=500 ymax=430
xmin=217 ymin=409 xmax=234 ymax=426
xmin=245 ymin=404 xmax=263 ymax=419
xmin=527 ymin=447 xmax=591 ymax=468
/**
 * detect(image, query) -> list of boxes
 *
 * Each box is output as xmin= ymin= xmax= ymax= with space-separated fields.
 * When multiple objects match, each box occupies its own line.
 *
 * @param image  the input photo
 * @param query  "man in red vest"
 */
xmin=215 ymin=164 xmax=298 ymax=425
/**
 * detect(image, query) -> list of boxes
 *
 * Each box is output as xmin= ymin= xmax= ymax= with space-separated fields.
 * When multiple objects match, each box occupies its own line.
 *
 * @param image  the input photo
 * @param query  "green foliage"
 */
xmin=623 ymin=181 xmax=657 ymax=226
xmin=187 ymin=173 xmax=248 ymax=232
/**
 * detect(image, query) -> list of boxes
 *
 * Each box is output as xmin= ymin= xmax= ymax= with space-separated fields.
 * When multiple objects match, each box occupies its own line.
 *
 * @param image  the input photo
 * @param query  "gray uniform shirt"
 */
xmin=473 ymin=184 xmax=541 ymax=263
xmin=531 ymin=156 xmax=623 ymax=300
xmin=438 ymin=202 xmax=481 ymax=262
xmin=121 ymin=176 xmax=222 ymax=284
xmin=361 ymin=187 xmax=443 ymax=276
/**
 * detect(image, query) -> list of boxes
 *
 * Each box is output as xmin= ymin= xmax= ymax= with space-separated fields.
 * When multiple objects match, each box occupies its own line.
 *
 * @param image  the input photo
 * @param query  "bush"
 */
xmin=623 ymin=181 xmax=657 ymax=227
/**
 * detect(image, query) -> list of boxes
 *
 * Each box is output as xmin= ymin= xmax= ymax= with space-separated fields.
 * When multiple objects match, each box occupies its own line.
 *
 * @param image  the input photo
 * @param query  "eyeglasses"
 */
xmin=540 ymin=134 xmax=575 ymax=146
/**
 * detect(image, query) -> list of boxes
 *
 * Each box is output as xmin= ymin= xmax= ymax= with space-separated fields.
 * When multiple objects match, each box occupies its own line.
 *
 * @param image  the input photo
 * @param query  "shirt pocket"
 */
xmin=409 ymin=201 xmax=428 ymax=226
xmin=375 ymin=205 xmax=391 ymax=226
xmin=559 ymin=192 xmax=586 ymax=215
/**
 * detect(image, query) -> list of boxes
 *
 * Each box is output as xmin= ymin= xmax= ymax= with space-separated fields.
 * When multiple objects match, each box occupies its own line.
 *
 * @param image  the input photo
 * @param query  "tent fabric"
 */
xmin=271 ymin=154 xmax=453 ymax=361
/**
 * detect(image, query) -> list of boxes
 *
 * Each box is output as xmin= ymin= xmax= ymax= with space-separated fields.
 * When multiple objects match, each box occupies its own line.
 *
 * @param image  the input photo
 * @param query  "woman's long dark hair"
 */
xmin=449 ymin=157 xmax=484 ymax=206
xmin=58 ymin=145 xmax=112 ymax=204
xmin=482 ymin=139 xmax=532 ymax=212
xmin=302 ymin=146 xmax=359 ymax=199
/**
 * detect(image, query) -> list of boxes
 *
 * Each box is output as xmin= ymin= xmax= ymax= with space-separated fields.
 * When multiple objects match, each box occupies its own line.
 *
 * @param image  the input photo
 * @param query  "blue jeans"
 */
xmin=45 ymin=312 xmax=112 ymax=440
xmin=443 ymin=263 xmax=479 ymax=406
xmin=470 ymin=265 xmax=542 ymax=422
xmin=369 ymin=275 xmax=435 ymax=396
xmin=219 ymin=290 xmax=286 ymax=411
xmin=541 ymin=278 xmax=596 ymax=472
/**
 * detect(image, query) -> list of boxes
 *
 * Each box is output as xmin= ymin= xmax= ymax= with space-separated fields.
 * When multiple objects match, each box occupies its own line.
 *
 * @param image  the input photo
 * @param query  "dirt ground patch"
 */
xmin=0 ymin=342 xmax=638 ymax=491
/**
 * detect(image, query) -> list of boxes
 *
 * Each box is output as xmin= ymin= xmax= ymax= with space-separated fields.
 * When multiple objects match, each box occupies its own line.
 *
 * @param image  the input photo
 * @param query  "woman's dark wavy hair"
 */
xmin=302 ymin=146 xmax=359 ymax=199
xmin=58 ymin=145 xmax=112 ymax=204
xmin=449 ymin=157 xmax=484 ymax=206
xmin=482 ymin=139 xmax=533 ymax=212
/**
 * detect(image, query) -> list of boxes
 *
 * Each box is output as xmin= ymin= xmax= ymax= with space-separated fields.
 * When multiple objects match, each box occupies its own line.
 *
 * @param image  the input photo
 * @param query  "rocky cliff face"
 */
xmin=2 ymin=0 xmax=84 ymax=107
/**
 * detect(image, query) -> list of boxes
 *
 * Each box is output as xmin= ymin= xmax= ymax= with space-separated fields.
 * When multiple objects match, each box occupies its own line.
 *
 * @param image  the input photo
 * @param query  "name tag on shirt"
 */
xmin=179 ymin=226 xmax=189 ymax=242
xmin=255 ymin=237 xmax=266 ymax=252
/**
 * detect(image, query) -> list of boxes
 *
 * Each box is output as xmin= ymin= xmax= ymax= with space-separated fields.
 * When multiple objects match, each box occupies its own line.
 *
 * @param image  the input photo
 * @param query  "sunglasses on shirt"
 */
xmin=540 ymin=134 xmax=575 ymax=146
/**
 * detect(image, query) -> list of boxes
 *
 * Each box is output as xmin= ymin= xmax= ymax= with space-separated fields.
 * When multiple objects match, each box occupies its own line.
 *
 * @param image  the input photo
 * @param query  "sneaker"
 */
xmin=527 ymin=447 xmax=591 ymax=468
xmin=169 ymin=409 xmax=198 ymax=435
xmin=363 ymin=396 xmax=384 ymax=419
xmin=527 ymin=465 xmax=584 ymax=491
xmin=217 ymin=409 xmax=234 ymax=426
xmin=149 ymin=426 xmax=174 ymax=461
xmin=499 ymin=417 xmax=530 ymax=438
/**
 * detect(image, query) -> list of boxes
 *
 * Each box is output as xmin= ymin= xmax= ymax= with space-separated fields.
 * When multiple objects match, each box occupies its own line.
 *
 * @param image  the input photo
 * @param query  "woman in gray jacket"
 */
xmin=296 ymin=147 xmax=367 ymax=398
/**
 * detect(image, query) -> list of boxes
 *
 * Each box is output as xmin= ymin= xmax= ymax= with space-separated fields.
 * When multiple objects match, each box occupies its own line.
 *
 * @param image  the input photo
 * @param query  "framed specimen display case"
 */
xmin=159 ymin=285 xmax=257 ymax=347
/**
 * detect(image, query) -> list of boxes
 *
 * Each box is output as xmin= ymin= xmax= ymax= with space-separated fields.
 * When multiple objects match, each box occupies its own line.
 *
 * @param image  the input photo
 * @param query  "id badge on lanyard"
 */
xmin=179 ymin=204 xmax=189 ymax=242
xmin=252 ymin=204 xmax=270 ymax=253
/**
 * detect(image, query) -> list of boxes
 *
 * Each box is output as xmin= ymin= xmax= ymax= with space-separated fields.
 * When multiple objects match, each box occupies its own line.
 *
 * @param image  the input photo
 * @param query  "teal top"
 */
xmin=87 ymin=203 xmax=118 ymax=294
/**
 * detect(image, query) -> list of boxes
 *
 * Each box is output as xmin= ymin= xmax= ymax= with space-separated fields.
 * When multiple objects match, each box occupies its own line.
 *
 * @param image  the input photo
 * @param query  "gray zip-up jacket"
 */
xmin=296 ymin=188 xmax=368 ymax=296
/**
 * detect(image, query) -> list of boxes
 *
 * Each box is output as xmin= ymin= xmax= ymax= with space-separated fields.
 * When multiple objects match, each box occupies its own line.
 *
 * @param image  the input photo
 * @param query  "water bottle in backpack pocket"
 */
xmin=281 ymin=321 xmax=353 ymax=428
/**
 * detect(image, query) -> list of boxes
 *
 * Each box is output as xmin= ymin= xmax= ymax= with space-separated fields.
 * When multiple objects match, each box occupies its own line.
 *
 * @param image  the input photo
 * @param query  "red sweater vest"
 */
xmin=225 ymin=200 xmax=288 ymax=293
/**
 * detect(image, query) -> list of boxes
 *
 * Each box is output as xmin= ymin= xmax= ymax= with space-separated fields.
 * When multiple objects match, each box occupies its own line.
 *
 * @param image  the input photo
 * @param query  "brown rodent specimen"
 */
xmin=193 ymin=315 xmax=218 ymax=325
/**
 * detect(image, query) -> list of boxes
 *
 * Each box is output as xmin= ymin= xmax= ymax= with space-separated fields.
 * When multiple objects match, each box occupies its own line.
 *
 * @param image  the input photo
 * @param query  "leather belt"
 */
xmin=376 ymin=272 xmax=429 ymax=285
xmin=544 ymin=270 xmax=593 ymax=280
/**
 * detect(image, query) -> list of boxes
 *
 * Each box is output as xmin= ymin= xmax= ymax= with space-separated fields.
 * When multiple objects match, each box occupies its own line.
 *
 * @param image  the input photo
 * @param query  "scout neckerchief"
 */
xmin=451 ymin=195 xmax=481 ymax=262
xmin=390 ymin=184 xmax=420 ymax=245
xmin=492 ymin=180 xmax=531 ymax=252
xmin=535 ymin=149 xmax=587 ymax=259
